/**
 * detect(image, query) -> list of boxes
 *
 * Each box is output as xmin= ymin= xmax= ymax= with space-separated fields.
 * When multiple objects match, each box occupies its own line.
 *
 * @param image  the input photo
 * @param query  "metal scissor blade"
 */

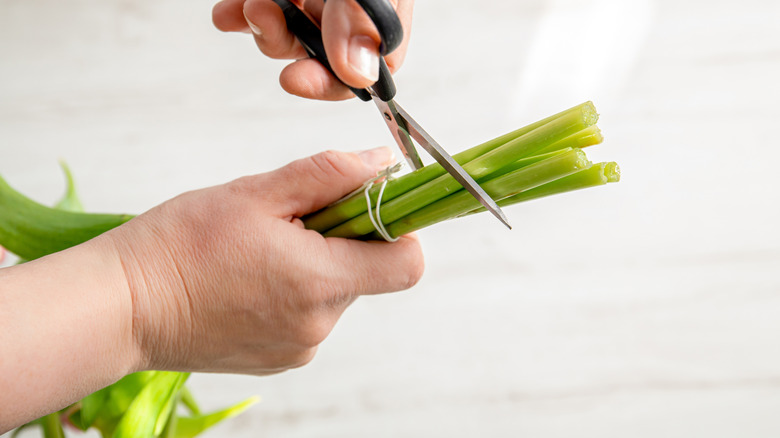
xmin=371 ymin=94 xmax=423 ymax=170
xmin=392 ymin=101 xmax=512 ymax=230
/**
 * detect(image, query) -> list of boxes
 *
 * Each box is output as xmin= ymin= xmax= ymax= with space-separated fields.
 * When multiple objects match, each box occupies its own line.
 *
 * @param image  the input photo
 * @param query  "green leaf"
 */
xmin=154 ymin=378 xmax=186 ymax=437
xmin=174 ymin=396 xmax=260 ymax=438
xmin=159 ymin=397 xmax=181 ymax=438
xmin=112 ymin=372 xmax=189 ymax=438
xmin=179 ymin=386 xmax=202 ymax=416
xmin=53 ymin=160 xmax=84 ymax=213
xmin=0 ymin=174 xmax=133 ymax=261
xmin=91 ymin=371 xmax=159 ymax=437
xmin=103 ymin=372 xmax=159 ymax=419
xmin=70 ymin=386 xmax=110 ymax=430
xmin=40 ymin=412 xmax=65 ymax=438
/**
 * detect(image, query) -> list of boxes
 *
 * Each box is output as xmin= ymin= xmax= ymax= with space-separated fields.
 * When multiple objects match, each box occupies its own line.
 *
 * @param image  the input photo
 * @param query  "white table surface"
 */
xmin=2 ymin=0 xmax=780 ymax=436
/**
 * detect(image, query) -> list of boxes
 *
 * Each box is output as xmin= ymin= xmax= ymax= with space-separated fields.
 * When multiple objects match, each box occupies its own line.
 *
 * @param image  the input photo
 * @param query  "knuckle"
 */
xmin=259 ymin=42 xmax=290 ymax=60
xmin=287 ymin=280 xmax=336 ymax=348
xmin=258 ymin=32 xmax=304 ymax=60
xmin=306 ymin=150 xmax=353 ymax=185
xmin=294 ymin=262 xmax=355 ymax=310
xmin=225 ymin=175 xmax=254 ymax=196
xmin=323 ymin=291 xmax=355 ymax=310
xmin=289 ymin=264 xmax=329 ymax=301
xmin=312 ymin=149 xmax=348 ymax=173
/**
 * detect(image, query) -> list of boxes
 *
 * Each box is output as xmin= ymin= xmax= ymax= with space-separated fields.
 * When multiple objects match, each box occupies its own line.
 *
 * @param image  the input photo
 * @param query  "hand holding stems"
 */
xmin=0 ymin=147 xmax=424 ymax=432
xmin=115 ymin=147 xmax=424 ymax=374
xmin=212 ymin=0 xmax=414 ymax=100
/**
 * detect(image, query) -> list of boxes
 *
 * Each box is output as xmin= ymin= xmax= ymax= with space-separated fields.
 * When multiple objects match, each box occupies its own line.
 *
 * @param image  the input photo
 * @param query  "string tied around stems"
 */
xmin=362 ymin=162 xmax=404 ymax=242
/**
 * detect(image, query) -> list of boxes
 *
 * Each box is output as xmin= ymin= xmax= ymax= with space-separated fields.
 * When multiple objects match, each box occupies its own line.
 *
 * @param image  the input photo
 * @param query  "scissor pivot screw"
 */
xmin=383 ymin=112 xmax=392 ymax=121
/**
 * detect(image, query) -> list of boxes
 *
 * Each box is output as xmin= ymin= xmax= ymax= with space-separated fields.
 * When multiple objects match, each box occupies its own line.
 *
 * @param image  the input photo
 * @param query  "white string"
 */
xmin=363 ymin=162 xmax=404 ymax=242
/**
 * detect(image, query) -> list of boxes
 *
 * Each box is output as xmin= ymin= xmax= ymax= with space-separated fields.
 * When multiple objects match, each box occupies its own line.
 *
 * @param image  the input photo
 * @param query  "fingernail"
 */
xmin=358 ymin=147 xmax=394 ymax=169
xmin=348 ymin=36 xmax=379 ymax=82
xmin=243 ymin=10 xmax=262 ymax=36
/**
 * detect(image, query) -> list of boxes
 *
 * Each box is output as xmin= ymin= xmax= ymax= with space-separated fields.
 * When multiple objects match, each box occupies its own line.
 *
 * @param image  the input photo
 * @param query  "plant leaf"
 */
xmin=40 ymin=412 xmax=65 ymax=438
xmin=0 ymin=174 xmax=133 ymax=261
xmin=7 ymin=161 xmax=84 ymax=265
xmin=179 ymin=386 xmax=201 ymax=416
xmin=91 ymin=371 xmax=159 ymax=437
xmin=111 ymin=372 xmax=189 ymax=438
xmin=53 ymin=160 xmax=84 ymax=213
xmin=70 ymin=386 xmax=110 ymax=430
xmin=154 ymin=379 xmax=185 ymax=437
xmin=159 ymin=397 xmax=181 ymax=438
xmin=173 ymin=397 xmax=260 ymax=438
xmin=103 ymin=372 xmax=159 ymax=420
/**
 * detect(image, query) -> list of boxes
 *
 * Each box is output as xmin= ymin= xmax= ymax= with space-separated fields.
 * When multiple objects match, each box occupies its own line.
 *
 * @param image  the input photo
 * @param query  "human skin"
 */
xmin=212 ymin=0 xmax=415 ymax=100
xmin=0 ymin=147 xmax=424 ymax=432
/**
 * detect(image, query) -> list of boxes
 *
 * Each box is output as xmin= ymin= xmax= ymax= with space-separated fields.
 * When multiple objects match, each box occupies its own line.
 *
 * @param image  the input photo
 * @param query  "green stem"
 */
xmin=40 ymin=413 xmax=65 ymax=438
xmin=478 ymin=148 xmax=573 ymax=182
xmin=464 ymin=162 xmax=620 ymax=216
xmin=179 ymin=386 xmax=202 ymax=416
xmin=303 ymin=101 xmax=597 ymax=232
xmin=535 ymin=124 xmax=603 ymax=155
xmin=500 ymin=161 xmax=620 ymax=205
xmin=322 ymin=105 xmax=598 ymax=238
xmin=478 ymin=123 xmax=603 ymax=182
xmin=375 ymin=148 xmax=591 ymax=238
xmin=54 ymin=160 xmax=84 ymax=212
xmin=160 ymin=392 xmax=182 ymax=438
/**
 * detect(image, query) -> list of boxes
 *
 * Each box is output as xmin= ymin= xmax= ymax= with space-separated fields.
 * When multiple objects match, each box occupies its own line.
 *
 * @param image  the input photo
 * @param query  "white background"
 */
xmin=2 ymin=0 xmax=780 ymax=436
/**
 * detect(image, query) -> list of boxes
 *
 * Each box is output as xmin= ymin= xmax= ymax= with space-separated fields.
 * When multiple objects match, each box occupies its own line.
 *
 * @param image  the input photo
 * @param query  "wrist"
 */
xmin=78 ymin=234 xmax=145 ymax=376
xmin=100 ymin=230 xmax=152 ymax=374
xmin=104 ymin=217 xmax=193 ymax=373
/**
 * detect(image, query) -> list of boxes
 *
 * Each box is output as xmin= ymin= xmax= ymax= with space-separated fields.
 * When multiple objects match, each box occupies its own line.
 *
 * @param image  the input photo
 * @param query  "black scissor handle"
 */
xmin=352 ymin=0 xmax=403 ymax=55
xmin=322 ymin=0 xmax=403 ymax=55
xmin=271 ymin=0 xmax=399 ymax=102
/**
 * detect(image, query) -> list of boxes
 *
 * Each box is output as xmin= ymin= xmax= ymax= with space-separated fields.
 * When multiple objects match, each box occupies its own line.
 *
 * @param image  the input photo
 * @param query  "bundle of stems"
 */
xmin=303 ymin=101 xmax=619 ymax=239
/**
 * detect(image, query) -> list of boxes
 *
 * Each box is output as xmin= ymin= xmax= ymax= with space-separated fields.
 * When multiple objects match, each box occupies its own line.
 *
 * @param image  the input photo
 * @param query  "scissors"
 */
xmin=271 ymin=0 xmax=511 ymax=229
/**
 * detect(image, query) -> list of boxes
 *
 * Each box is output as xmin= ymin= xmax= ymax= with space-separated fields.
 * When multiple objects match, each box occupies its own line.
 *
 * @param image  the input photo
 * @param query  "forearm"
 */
xmin=0 ymin=235 xmax=139 ymax=432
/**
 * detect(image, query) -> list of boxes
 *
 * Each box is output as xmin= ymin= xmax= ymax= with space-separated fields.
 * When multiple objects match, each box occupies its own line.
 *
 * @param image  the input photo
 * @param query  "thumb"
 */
xmin=269 ymin=147 xmax=395 ymax=218
xmin=321 ymin=0 xmax=383 ymax=88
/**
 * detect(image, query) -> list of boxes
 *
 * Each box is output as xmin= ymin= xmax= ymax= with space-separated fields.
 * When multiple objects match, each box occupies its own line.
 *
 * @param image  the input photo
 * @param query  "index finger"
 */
xmin=243 ymin=0 xmax=309 ymax=59
xmin=213 ymin=0 xmax=251 ymax=32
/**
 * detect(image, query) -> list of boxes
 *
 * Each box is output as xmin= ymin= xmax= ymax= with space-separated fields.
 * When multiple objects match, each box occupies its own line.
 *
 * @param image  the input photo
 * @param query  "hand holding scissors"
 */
xmin=271 ymin=0 xmax=511 ymax=228
xmin=213 ymin=0 xmax=414 ymax=101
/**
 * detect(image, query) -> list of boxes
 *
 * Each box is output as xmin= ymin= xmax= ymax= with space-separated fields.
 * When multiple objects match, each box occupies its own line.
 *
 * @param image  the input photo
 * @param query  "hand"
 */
xmin=108 ymin=147 xmax=424 ymax=374
xmin=212 ymin=0 xmax=414 ymax=101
